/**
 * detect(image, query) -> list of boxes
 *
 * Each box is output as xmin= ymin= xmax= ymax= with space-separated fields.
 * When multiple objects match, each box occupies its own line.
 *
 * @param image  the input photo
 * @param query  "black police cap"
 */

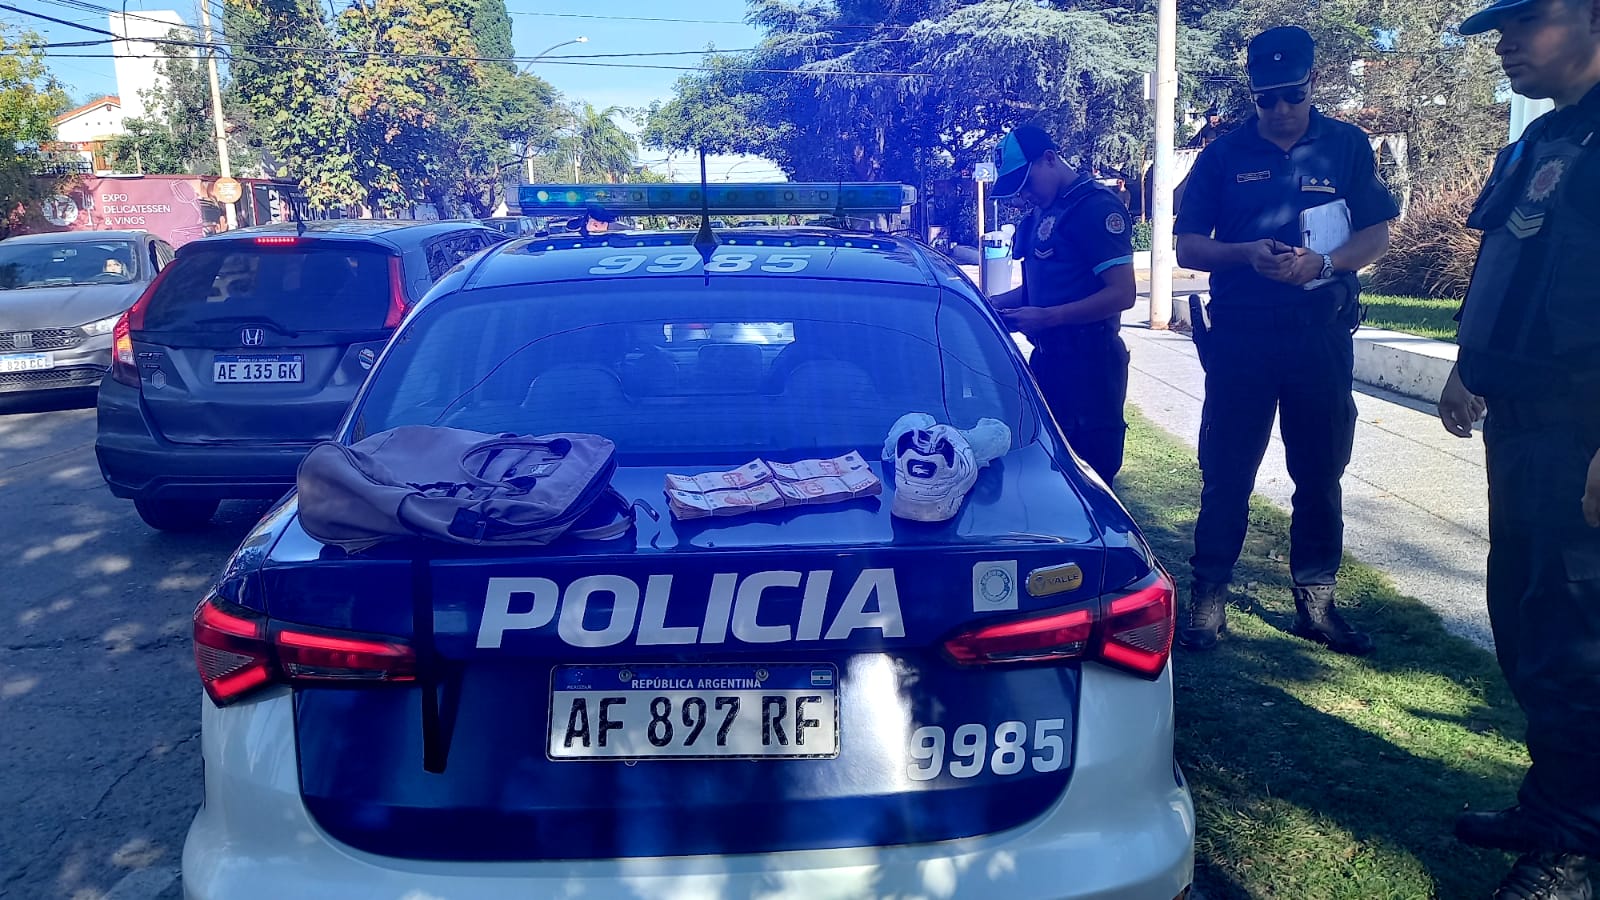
xmin=1248 ymin=26 xmax=1315 ymax=91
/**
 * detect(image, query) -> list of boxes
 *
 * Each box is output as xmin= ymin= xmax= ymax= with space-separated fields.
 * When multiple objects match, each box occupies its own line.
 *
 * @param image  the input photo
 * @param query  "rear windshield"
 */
xmin=0 ymin=239 xmax=138 ymax=289
xmin=352 ymin=279 xmax=1035 ymax=463
xmin=143 ymin=243 xmax=393 ymax=331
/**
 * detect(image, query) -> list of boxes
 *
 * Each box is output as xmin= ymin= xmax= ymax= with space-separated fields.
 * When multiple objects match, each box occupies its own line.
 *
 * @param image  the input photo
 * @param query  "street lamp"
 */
xmin=521 ymin=36 xmax=587 ymax=74
xmin=523 ymin=37 xmax=588 ymax=183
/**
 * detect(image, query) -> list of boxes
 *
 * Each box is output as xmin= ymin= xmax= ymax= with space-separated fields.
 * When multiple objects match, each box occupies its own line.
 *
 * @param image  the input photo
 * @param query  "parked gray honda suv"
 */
xmin=95 ymin=220 xmax=506 ymax=531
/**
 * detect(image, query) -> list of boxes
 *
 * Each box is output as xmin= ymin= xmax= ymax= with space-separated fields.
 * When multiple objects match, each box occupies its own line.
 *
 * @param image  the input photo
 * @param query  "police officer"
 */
xmin=1436 ymin=0 xmax=1600 ymax=894
xmin=570 ymin=204 xmax=615 ymax=237
xmin=987 ymin=125 xmax=1137 ymax=487
xmin=1173 ymin=26 xmax=1399 ymax=654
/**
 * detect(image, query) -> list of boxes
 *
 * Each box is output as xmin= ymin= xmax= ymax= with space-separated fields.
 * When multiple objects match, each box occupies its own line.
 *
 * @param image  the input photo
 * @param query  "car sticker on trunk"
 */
xmin=972 ymin=560 xmax=1018 ymax=611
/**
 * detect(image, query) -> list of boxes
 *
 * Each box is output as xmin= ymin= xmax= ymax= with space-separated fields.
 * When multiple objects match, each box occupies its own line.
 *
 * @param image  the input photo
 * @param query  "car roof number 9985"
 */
xmin=588 ymin=248 xmax=816 ymax=276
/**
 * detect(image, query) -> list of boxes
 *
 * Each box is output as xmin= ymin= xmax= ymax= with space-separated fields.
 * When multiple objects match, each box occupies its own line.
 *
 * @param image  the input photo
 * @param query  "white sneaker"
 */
xmin=892 ymin=425 xmax=979 ymax=522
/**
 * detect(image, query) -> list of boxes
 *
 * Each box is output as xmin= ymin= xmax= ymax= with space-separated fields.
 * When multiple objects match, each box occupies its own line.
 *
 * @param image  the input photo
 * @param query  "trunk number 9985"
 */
xmin=907 ymin=719 xmax=1068 ymax=781
xmin=588 ymin=250 xmax=812 ymax=276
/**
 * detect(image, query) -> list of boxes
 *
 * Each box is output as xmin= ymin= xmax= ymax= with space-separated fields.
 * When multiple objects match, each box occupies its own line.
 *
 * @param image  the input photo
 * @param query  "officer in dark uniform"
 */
xmin=1173 ymin=26 xmax=1399 ymax=654
xmin=570 ymin=204 xmax=615 ymax=237
xmin=1436 ymin=0 xmax=1600 ymax=895
xmin=987 ymin=125 xmax=1137 ymax=487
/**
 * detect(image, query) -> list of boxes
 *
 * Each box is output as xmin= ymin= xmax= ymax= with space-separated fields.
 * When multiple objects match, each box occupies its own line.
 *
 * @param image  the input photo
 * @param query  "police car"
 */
xmin=182 ymin=183 xmax=1195 ymax=900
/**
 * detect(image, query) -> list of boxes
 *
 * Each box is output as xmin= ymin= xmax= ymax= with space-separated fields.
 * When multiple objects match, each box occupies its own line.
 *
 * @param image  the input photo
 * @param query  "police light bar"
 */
xmin=517 ymin=183 xmax=916 ymax=216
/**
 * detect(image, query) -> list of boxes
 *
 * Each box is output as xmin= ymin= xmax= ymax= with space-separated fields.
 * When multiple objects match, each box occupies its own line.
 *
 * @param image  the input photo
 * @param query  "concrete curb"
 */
xmin=1351 ymin=327 xmax=1456 ymax=407
xmin=957 ymin=259 xmax=1457 ymax=408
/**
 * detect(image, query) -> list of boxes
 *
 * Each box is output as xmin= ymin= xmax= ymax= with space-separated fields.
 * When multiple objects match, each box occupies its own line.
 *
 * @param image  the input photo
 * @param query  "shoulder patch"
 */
xmin=1105 ymin=212 xmax=1127 ymax=234
xmin=1036 ymin=214 xmax=1056 ymax=243
xmin=1527 ymin=157 xmax=1568 ymax=203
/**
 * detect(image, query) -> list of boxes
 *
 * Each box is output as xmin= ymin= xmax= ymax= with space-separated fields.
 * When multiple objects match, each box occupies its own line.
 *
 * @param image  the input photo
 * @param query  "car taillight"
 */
xmin=194 ymin=594 xmax=416 ymax=706
xmin=942 ymin=570 xmax=1175 ymax=679
xmin=110 ymin=312 xmax=138 ymax=387
xmin=109 ymin=263 xmax=172 ymax=388
xmin=253 ymin=235 xmax=300 ymax=245
xmin=383 ymin=256 xmax=408 ymax=329
xmin=1096 ymin=574 xmax=1177 ymax=677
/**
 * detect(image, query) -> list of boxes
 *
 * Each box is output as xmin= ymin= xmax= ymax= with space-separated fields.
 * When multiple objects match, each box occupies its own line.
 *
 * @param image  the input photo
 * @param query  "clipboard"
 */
xmin=1300 ymin=199 xmax=1350 ymax=291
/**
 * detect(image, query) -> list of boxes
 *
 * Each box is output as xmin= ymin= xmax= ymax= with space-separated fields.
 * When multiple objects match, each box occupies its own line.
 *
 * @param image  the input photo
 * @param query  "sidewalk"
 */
xmin=1117 ymin=301 xmax=1494 ymax=650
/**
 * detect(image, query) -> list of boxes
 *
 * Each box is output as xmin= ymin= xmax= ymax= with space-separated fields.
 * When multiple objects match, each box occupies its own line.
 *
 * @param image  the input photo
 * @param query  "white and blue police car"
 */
xmin=182 ymin=183 xmax=1195 ymax=900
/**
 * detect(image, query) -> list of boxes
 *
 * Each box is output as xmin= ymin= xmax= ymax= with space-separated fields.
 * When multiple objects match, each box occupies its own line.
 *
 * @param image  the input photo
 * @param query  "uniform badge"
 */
xmin=1036 ymin=215 xmax=1056 ymax=242
xmin=1526 ymin=158 xmax=1568 ymax=203
xmin=1105 ymin=213 xmax=1127 ymax=234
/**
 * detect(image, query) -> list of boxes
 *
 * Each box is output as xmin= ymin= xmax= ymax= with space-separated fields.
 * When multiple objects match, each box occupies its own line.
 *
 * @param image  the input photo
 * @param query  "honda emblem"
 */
xmin=240 ymin=328 xmax=265 ymax=347
xmin=12 ymin=332 xmax=33 ymax=350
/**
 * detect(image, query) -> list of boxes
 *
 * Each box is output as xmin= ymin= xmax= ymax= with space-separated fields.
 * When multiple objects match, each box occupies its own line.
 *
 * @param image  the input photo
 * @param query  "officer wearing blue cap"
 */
xmin=987 ymin=124 xmax=1137 ymax=486
xmin=570 ymin=204 xmax=615 ymax=237
xmin=1173 ymin=26 xmax=1399 ymax=655
xmin=1435 ymin=0 xmax=1600 ymax=894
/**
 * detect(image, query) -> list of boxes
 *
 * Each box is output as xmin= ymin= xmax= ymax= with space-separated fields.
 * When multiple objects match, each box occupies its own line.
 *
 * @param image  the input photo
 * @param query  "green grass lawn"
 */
xmin=1362 ymin=294 xmax=1462 ymax=343
xmin=1120 ymin=411 xmax=1524 ymax=899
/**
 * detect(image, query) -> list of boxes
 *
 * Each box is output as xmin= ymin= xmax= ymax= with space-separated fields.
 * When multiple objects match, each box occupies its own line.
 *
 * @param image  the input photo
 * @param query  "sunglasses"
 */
xmin=1254 ymin=87 xmax=1309 ymax=109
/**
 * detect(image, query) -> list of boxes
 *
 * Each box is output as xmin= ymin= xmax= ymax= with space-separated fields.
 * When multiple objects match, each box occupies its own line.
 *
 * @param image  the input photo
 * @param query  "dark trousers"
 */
xmin=1029 ymin=332 xmax=1130 ymax=487
xmin=1483 ymin=402 xmax=1600 ymax=854
xmin=1190 ymin=311 xmax=1356 ymax=587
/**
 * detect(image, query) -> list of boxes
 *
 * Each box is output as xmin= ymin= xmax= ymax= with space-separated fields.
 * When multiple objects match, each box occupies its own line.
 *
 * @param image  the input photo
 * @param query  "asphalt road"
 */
xmin=0 ymin=390 xmax=268 ymax=900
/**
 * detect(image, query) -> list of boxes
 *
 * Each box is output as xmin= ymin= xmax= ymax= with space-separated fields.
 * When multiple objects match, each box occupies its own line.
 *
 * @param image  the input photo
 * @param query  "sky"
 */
xmin=14 ymin=0 xmax=785 ymax=181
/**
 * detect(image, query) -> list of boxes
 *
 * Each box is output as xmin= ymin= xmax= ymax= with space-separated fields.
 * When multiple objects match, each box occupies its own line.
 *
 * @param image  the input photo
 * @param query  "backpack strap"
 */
xmin=566 ymin=487 xmax=637 ymax=542
xmin=410 ymin=553 xmax=455 ymax=774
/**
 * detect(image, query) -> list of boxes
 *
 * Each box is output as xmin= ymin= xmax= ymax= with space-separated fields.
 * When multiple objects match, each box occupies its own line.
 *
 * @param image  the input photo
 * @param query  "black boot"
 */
xmin=1494 ymin=853 xmax=1593 ymax=899
xmin=1178 ymin=581 xmax=1228 ymax=651
xmin=1292 ymin=584 xmax=1374 ymax=656
xmin=1458 ymin=806 xmax=1554 ymax=853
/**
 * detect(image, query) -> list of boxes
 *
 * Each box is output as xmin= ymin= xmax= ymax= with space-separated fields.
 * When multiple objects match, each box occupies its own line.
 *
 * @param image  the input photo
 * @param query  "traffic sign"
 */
xmin=973 ymin=162 xmax=997 ymax=183
xmin=212 ymin=177 xmax=242 ymax=204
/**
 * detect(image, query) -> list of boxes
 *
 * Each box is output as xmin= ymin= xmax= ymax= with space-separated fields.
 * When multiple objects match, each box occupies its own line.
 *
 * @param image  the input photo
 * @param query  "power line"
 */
xmin=7 ymin=2 xmax=920 ymax=72
xmin=34 ymin=45 xmax=933 ymax=77
xmin=504 ymin=11 xmax=908 ymax=30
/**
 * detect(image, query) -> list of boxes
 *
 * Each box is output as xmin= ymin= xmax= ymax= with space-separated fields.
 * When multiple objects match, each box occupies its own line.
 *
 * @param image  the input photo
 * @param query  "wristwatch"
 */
xmin=1319 ymin=253 xmax=1335 ymax=280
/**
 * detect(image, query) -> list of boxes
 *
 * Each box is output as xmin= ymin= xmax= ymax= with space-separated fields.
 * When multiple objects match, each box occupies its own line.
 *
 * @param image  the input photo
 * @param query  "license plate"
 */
xmin=548 ymin=663 xmax=840 ymax=761
xmin=213 ymin=354 xmax=303 ymax=384
xmin=0 ymin=352 xmax=55 ymax=373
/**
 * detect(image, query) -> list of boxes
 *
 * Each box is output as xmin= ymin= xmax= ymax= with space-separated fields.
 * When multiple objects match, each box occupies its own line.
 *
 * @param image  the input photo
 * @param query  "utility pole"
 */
xmin=1148 ymin=0 xmax=1177 ymax=329
xmin=197 ymin=0 xmax=235 ymax=228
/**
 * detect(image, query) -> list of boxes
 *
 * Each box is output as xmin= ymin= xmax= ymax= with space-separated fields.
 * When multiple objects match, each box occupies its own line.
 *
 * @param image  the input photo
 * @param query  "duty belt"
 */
xmin=1207 ymin=300 xmax=1343 ymax=330
xmin=1488 ymin=395 xmax=1600 ymax=431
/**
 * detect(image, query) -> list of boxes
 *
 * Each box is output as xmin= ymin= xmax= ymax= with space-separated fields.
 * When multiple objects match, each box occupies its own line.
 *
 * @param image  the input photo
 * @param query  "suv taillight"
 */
xmin=942 ymin=571 xmax=1175 ymax=679
xmin=383 ymin=256 xmax=408 ymax=329
xmin=110 ymin=311 xmax=138 ymax=387
xmin=110 ymin=262 xmax=174 ymax=388
xmin=194 ymin=594 xmax=416 ymax=706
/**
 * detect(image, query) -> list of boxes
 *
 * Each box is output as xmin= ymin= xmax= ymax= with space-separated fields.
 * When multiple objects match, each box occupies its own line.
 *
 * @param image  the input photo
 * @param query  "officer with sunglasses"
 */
xmin=1173 ymin=25 xmax=1399 ymax=655
xmin=1434 ymin=0 xmax=1600 ymax=894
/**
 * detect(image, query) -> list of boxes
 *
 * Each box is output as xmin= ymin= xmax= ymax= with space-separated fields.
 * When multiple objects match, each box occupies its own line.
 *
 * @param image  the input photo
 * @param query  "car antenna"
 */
xmin=692 ymin=148 xmax=719 ymax=282
xmin=293 ymin=195 xmax=306 ymax=237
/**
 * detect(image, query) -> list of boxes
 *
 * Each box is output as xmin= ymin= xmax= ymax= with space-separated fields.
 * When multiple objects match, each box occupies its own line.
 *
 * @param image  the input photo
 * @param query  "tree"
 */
xmin=228 ymin=0 xmax=366 ymax=211
xmin=470 ymin=0 xmax=514 ymax=68
xmin=543 ymin=102 xmax=638 ymax=183
xmin=0 ymin=20 xmax=69 ymax=238
xmin=643 ymin=0 xmax=1212 ymax=192
xmin=226 ymin=0 xmax=556 ymax=214
xmin=104 ymin=32 xmax=255 ymax=175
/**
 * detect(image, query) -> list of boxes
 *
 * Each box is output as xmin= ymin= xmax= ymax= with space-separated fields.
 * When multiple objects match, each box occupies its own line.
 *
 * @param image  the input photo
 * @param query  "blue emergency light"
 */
xmin=516 ymin=183 xmax=916 ymax=216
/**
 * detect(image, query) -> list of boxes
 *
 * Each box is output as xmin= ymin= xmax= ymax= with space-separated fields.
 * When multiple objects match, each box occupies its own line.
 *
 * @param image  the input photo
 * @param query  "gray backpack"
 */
xmin=297 ymin=426 xmax=633 ymax=553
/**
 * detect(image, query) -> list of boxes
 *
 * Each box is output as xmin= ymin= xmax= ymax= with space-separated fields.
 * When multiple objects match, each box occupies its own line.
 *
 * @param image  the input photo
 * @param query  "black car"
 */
xmin=95 ymin=220 xmax=507 ymax=531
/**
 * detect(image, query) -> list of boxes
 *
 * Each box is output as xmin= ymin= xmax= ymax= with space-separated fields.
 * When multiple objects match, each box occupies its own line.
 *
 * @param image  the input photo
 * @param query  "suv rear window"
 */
xmin=353 ymin=279 xmax=1035 ymax=462
xmin=143 ymin=242 xmax=393 ymax=331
